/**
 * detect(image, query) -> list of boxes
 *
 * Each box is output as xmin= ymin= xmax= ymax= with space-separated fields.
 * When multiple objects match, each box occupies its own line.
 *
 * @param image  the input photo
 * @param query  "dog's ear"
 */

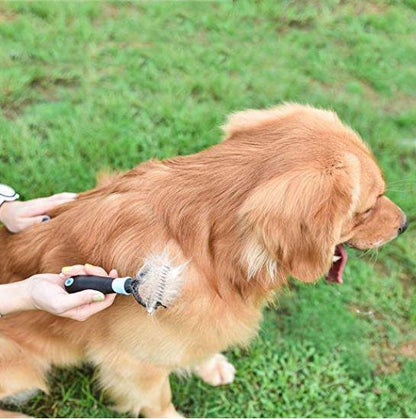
xmin=240 ymin=156 xmax=359 ymax=282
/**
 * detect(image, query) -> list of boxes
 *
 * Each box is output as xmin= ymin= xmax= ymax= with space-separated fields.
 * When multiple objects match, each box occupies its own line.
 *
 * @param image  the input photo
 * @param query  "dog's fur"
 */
xmin=0 ymin=104 xmax=406 ymax=417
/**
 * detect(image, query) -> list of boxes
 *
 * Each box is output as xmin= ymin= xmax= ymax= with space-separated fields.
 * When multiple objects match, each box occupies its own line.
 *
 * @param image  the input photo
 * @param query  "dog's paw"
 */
xmin=194 ymin=353 xmax=236 ymax=386
xmin=141 ymin=403 xmax=184 ymax=418
xmin=0 ymin=410 xmax=32 ymax=418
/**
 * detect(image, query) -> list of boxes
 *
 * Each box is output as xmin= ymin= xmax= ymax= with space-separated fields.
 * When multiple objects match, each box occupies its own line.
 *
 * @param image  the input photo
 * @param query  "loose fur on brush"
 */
xmin=0 ymin=104 xmax=406 ymax=417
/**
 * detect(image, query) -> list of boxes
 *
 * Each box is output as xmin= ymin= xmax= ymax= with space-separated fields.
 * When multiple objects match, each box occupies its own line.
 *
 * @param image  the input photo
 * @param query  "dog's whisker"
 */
xmin=386 ymin=187 xmax=416 ymax=193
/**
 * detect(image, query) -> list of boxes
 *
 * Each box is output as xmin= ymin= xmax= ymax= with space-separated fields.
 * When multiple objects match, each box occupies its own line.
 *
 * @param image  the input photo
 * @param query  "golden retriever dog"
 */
xmin=0 ymin=104 xmax=408 ymax=417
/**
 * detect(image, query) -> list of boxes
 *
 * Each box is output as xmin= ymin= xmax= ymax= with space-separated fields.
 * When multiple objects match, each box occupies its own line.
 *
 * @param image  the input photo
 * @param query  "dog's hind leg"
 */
xmin=0 ymin=336 xmax=48 ymax=414
xmin=96 ymin=354 xmax=181 ymax=417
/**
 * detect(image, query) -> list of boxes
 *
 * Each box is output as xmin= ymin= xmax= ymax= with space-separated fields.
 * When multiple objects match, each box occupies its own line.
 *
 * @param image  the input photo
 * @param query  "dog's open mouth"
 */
xmin=325 ymin=244 xmax=348 ymax=284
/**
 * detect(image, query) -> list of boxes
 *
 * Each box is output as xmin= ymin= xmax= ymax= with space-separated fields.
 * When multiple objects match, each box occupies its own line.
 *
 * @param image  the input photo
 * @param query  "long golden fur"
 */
xmin=0 ymin=104 xmax=406 ymax=417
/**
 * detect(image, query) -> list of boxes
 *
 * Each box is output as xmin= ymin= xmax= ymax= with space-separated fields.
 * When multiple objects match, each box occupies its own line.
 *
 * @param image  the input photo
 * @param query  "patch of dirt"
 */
xmin=397 ymin=269 xmax=416 ymax=297
xmin=98 ymin=41 xmax=152 ymax=49
xmin=89 ymin=41 xmax=153 ymax=59
xmin=103 ymin=3 xmax=120 ymax=18
xmin=0 ymin=8 xmax=17 ymax=23
xmin=30 ymin=75 xmax=79 ymax=90
xmin=358 ymin=80 xmax=380 ymax=102
xmin=383 ymin=91 xmax=416 ymax=114
xmin=92 ymin=3 xmax=144 ymax=28
xmin=371 ymin=243 xmax=416 ymax=299
xmin=350 ymin=299 xmax=416 ymax=374
xmin=400 ymin=341 xmax=416 ymax=359
xmin=282 ymin=15 xmax=315 ymax=31
xmin=369 ymin=333 xmax=416 ymax=374
xmin=2 ymin=74 xmax=79 ymax=120
xmin=1 ymin=98 xmax=33 ymax=120
xmin=341 ymin=0 xmax=389 ymax=16
xmin=370 ymin=340 xmax=401 ymax=374
xmin=372 ymin=261 xmax=390 ymax=277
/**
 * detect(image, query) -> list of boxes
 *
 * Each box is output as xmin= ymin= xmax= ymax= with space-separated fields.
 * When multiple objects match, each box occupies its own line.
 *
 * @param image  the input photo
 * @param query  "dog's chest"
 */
xmin=114 ymin=296 xmax=262 ymax=367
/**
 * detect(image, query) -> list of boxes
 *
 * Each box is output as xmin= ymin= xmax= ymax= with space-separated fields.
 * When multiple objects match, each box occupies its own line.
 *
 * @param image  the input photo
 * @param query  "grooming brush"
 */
xmin=64 ymin=253 xmax=186 ymax=314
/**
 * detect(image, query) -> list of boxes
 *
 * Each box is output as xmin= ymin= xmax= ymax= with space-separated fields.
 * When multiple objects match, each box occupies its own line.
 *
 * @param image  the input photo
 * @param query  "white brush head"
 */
xmin=135 ymin=251 xmax=187 ymax=314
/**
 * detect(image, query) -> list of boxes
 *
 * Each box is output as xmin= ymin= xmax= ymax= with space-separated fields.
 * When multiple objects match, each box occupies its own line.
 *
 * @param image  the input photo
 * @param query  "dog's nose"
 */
xmin=398 ymin=217 xmax=408 ymax=235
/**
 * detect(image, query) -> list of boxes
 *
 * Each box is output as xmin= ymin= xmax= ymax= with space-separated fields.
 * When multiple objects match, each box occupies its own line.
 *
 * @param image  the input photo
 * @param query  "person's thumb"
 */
xmin=58 ymin=290 xmax=105 ymax=312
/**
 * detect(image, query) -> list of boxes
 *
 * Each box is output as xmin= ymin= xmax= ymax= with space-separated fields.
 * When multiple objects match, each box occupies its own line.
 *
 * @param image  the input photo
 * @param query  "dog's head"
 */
xmin=229 ymin=104 xmax=407 ymax=283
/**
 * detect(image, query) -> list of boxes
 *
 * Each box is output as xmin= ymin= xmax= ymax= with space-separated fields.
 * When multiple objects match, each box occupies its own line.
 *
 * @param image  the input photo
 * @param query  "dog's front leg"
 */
xmin=193 ymin=353 xmax=236 ymax=386
xmin=96 ymin=356 xmax=181 ymax=418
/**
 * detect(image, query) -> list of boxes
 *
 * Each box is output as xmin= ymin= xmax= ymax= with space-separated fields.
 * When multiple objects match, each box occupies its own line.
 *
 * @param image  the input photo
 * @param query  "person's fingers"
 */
xmin=33 ymin=273 xmax=64 ymax=283
xmin=16 ymin=215 xmax=49 ymax=231
xmin=60 ymin=264 xmax=114 ymax=288
xmin=61 ymin=265 xmax=111 ymax=277
xmin=61 ymin=265 xmax=87 ymax=277
xmin=24 ymin=193 xmax=77 ymax=217
xmin=62 ymin=294 xmax=116 ymax=321
xmin=54 ymin=289 xmax=107 ymax=313
xmin=50 ymin=192 xmax=78 ymax=201
xmin=84 ymin=264 xmax=109 ymax=277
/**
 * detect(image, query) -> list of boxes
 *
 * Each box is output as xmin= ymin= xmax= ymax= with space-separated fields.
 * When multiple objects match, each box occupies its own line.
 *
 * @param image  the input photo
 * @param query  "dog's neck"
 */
xmin=145 ymin=144 xmax=287 ymax=303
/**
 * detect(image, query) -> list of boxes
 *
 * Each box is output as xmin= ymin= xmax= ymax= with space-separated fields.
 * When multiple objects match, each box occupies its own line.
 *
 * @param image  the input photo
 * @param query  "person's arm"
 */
xmin=0 ymin=264 xmax=117 ymax=321
xmin=0 ymin=192 xmax=77 ymax=233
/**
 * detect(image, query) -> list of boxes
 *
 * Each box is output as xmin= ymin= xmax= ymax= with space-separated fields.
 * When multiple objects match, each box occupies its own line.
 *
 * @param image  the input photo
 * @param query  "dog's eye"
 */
xmin=362 ymin=207 xmax=373 ymax=216
xmin=354 ymin=207 xmax=374 ymax=226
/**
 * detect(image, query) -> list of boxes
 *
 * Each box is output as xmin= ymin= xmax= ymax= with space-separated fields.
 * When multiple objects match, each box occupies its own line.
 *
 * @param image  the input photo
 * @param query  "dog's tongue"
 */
xmin=325 ymin=244 xmax=347 ymax=284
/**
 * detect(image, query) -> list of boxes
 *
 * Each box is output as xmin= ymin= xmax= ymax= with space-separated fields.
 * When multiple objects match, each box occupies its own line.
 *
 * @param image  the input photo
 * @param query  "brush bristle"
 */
xmin=134 ymin=251 xmax=187 ymax=313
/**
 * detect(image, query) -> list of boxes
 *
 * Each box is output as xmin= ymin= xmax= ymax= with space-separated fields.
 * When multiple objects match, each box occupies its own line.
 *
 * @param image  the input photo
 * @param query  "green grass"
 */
xmin=1 ymin=1 xmax=415 ymax=417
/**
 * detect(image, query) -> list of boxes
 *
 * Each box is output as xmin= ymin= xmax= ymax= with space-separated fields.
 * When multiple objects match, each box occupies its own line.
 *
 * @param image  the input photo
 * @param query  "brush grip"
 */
xmin=64 ymin=275 xmax=114 ymax=294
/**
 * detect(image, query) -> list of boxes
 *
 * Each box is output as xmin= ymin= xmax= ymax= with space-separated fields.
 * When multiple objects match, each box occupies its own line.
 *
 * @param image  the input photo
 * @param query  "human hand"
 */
xmin=25 ymin=264 xmax=117 ymax=321
xmin=0 ymin=192 xmax=77 ymax=233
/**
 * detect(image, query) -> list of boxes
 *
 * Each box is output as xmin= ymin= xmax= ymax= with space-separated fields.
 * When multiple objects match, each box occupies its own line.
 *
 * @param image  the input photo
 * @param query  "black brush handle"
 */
xmin=64 ymin=275 xmax=114 ymax=294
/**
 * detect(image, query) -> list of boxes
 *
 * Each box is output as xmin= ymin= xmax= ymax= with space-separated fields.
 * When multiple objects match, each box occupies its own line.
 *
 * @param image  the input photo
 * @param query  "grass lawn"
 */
xmin=1 ymin=1 xmax=415 ymax=417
